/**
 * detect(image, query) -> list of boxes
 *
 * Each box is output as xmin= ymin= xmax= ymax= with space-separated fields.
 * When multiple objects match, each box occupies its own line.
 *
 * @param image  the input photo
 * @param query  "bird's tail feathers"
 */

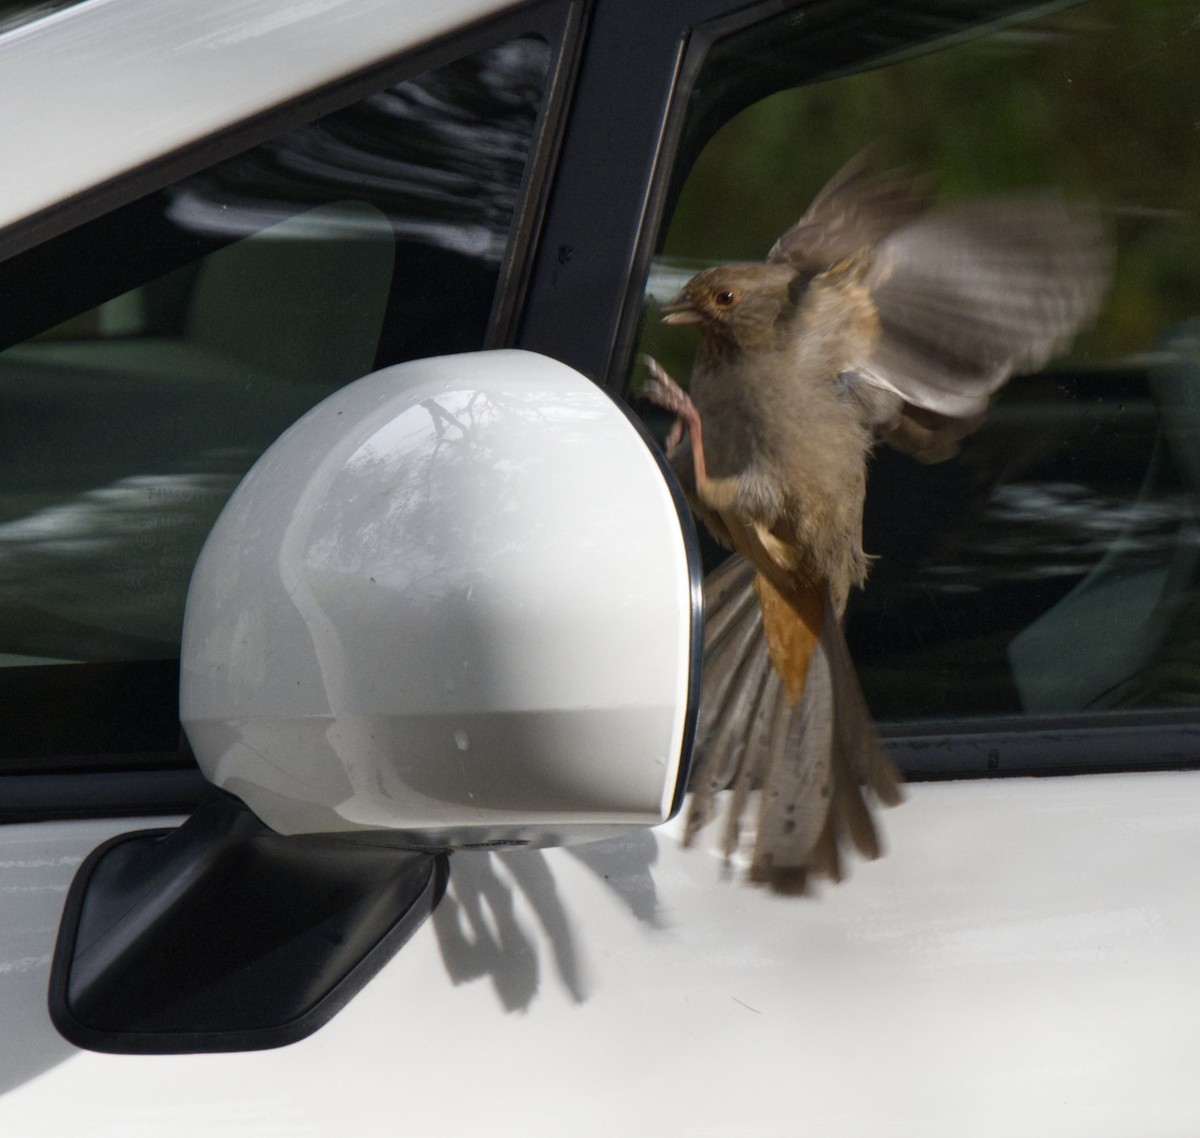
xmin=686 ymin=555 xmax=903 ymax=894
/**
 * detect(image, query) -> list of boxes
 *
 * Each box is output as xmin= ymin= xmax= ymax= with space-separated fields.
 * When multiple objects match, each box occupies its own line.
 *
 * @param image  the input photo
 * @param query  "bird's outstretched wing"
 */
xmin=864 ymin=192 xmax=1111 ymax=418
xmin=771 ymin=154 xmax=1111 ymax=460
xmin=767 ymin=149 xmax=931 ymax=272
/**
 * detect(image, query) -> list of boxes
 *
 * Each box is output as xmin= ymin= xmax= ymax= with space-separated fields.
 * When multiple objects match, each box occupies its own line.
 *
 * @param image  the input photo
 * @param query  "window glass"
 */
xmin=0 ymin=1 xmax=80 ymax=35
xmin=637 ymin=0 xmax=1200 ymax=725
xmin=0 ymin=36 xmax=548 ymax=674
xmin=0 ymin=35 xmax=549 ymax=769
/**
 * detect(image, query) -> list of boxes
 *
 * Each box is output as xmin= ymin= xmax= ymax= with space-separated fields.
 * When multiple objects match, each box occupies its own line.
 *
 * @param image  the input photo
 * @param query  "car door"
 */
xmin=5 ymin=0 xmax=1200 ymax=1134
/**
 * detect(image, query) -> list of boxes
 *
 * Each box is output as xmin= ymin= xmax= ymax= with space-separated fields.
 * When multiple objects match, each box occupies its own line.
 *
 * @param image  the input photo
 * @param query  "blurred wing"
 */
xmin=875 ymin=403 xmax=987 ymax=464
xmin=858 ymin=192 xmax=1110 ymax=423
xmin=767 ymin=150 xmax=932 ymax=271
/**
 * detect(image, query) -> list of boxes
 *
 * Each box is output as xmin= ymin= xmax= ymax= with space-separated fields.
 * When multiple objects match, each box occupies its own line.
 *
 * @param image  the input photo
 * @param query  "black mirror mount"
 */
xmin=49 ymin=787 xmax=447 ymax=1054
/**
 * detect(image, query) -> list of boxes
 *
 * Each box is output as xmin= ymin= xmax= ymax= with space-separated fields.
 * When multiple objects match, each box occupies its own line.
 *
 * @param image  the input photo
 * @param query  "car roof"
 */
xmin=0 ymin=0 xmax=521 ymax=238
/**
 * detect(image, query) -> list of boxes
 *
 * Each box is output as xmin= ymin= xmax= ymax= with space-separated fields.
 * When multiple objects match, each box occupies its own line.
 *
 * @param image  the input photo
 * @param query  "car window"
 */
xmin=0 ymin=33 xmax=551 ymax=771
xmin=0 ymin=1 xmax=80 ymax=35
xmin=635 ymin=0 xmax=1200 ymax=741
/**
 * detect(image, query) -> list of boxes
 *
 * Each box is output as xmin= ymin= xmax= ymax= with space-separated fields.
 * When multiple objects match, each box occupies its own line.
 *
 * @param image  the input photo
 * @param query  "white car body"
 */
xmin=6 ymin=772 xmax=1200 ymax=1136
xmin=0 ymin=0 xmax=517 ymax=234
xmin=2 ymin=0 xmax=1197 ymax=1133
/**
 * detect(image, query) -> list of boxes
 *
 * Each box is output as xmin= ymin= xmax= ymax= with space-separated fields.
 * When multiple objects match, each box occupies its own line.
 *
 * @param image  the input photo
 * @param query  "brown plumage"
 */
xmin=641 ymin=152 xmax=1110 ymax=893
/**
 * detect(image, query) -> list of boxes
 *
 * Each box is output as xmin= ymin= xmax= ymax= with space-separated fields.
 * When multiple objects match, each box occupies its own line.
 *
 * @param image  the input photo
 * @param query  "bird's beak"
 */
xmin=661 ymin=294 xmax=704 ymax=325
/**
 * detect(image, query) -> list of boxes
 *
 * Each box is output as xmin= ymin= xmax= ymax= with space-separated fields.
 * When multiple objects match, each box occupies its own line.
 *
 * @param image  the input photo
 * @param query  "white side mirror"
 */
xmin=51 ymin=350 xmax=700 ymax=1053
xmin=182 ymin=348 xmax=699 ymax=845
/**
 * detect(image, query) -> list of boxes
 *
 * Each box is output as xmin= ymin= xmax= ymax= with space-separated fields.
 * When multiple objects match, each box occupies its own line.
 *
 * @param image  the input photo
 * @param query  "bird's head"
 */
xmin=662 ymin=263 xmax=797 ymax=348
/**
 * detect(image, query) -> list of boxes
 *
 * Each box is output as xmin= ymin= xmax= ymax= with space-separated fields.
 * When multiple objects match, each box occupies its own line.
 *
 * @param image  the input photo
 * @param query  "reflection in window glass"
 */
xmin=0 ymin=1 xmax=80 ymax=35
xmin=0 ymin=37 xmax=548 ymax=670
xmin=638 ymin=0 xmax=1200 ymax=722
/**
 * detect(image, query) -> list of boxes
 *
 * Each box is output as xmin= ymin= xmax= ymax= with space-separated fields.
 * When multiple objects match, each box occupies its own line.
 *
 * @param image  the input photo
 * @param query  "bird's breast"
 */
xmin=691 ymin=346 xmax=873 ymax=596
xmin=691 ymin=349 xmax=871 ymax=486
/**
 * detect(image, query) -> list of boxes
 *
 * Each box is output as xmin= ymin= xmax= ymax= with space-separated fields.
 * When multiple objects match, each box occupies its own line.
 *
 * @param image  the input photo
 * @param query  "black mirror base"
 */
xmin=49 ymin=787 xmax=449 ymax=1054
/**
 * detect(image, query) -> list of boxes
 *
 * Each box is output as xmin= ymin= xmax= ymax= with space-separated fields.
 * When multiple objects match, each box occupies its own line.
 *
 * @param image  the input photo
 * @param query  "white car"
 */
xmin=3 ymin=0 xmax=1200 ymax=1133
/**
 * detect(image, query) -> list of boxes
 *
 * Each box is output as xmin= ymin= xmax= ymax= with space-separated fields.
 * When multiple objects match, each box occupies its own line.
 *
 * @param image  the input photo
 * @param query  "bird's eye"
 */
xmin=714 ymin=290 xmax=736 ymax=306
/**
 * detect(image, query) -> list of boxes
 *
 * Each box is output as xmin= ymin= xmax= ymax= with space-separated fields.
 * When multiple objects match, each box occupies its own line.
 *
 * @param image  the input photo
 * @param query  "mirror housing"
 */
xmin=182 ymin=349 xmax=700 ymax=847
xmin=51 ymin=350 xmax=701 ymax=1053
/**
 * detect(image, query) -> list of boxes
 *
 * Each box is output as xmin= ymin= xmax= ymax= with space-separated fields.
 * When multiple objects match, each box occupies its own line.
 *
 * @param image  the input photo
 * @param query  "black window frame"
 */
xmin=518 ymin=0 xmax=1200 ymax=782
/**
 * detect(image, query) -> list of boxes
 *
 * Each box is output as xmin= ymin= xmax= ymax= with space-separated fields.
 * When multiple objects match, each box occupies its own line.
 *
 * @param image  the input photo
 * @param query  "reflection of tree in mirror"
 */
xmin=312 ymin=386 xmax=653 ymax=595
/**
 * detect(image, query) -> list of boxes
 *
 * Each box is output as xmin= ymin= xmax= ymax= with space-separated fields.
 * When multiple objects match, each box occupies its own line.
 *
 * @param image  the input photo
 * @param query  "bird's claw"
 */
xmin=637 ymin=354 xmax=689 ymax=412
xmin=638 ymin=355 xmax=695 ymax=458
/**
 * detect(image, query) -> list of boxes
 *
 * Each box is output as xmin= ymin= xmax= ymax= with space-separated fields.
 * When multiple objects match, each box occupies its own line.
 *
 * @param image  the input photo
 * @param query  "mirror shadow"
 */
xmin=431 ymin=828 xmax=664 ymax=1012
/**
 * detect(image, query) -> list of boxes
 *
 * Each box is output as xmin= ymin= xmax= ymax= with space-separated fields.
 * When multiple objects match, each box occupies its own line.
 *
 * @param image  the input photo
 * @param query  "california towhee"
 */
xmin=641 ymin=152 xmax=1109 ymax=893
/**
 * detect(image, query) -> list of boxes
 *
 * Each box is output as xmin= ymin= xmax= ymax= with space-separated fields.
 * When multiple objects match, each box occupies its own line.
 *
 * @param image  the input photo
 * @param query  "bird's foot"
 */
xmin=638 ymin=355 xmax=697 ymax=458
xmin=637 ymin=355 xmax=741 ymax=515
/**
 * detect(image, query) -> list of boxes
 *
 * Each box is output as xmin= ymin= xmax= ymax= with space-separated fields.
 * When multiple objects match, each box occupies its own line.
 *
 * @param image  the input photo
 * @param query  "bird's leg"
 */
xmin=638 ymin=356 xmax=739 ymax=513
xmin=638 ymin=355 xmax=687 ymax=458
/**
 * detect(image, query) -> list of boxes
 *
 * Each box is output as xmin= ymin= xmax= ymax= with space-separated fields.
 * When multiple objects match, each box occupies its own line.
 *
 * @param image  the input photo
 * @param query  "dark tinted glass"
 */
xmin=0 ymin=1 xmax=81 ymax=34
xmin=638 ymin=0 xmax=1200 ymax=730
xmin=0 ymin=36 xmax=549 ymax=766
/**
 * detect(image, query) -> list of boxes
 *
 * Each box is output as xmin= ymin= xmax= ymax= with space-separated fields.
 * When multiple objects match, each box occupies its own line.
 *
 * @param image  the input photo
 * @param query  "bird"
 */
xmin=640 ymin=151 xmax=1110 ymax=893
